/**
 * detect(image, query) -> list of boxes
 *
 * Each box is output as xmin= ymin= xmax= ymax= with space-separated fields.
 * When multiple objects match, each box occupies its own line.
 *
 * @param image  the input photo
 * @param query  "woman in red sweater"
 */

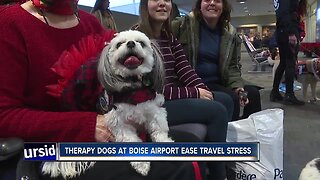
xmin=0 ymin=0 xmax=199 ymax=179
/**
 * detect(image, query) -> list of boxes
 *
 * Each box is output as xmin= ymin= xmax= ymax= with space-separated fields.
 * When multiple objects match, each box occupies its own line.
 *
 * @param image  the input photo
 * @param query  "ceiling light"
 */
xmin=240 ymin=1 xmax=245 ymax=4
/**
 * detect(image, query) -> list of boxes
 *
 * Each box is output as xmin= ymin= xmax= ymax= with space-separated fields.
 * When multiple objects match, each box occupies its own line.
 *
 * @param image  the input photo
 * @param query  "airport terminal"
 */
xmin=0 ymin=0 xmax=320 ymax=179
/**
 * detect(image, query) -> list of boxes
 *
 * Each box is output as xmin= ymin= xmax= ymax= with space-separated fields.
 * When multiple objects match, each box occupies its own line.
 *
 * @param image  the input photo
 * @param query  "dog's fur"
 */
xmin=269 ymin=57 xmax=320 ymax=102
xmin=296 ymin=59 xmax=320 ymax=102
xmin=299 ymin=158 xmax=320 ymax=180
xmin=42 ymin=30 xmax=173 ymax=179
xmin=97 ymin=30 xmax=173 ymax=175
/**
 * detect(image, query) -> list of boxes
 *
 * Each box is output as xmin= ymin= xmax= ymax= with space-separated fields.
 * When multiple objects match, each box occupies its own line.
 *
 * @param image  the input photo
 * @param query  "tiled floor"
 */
xmin=240 ymin=51 xmax=320 ymax=179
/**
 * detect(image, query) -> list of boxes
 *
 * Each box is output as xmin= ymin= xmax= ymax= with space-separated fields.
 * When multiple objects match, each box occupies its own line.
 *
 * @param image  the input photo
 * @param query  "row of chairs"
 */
xmin=241 ymin=35 xmax=271 ymax=73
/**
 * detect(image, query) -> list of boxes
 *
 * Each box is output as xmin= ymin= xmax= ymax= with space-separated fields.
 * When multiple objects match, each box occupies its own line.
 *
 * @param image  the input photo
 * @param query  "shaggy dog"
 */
xmin=296 ymin=58 xmax=320 ymax=102
xmin=299 ymin=158 xmax=320 ymax=180
xmin=42 ymin=30 xmax=173 ymax=179
xmin=97 ymin=30 xmax=174 ymax=175
xmin=269 ymin=56 xmax=320 ymax=102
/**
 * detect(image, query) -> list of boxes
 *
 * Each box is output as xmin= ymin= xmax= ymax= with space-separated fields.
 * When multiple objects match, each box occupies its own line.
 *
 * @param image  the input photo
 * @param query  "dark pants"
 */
xmin=0 ymin=153 xmax=21 ymax=180
xmin=164 ymin=98 xmax=229 ymax=180
xmin=206 ymin=83 xmax=261 ymax=120
xmin=273 ymin=29 xmax=298 ymax=94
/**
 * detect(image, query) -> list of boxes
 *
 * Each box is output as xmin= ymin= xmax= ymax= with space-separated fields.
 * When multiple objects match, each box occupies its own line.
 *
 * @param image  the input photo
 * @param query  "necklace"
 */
xmin=31 ymin=0 xmax=80 ymax=25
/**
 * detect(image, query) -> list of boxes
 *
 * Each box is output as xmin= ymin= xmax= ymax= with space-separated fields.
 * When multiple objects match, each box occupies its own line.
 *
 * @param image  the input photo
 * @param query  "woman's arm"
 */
xmin=162 ymin=37 xmax=209 ymax=100
xmin=226 ymin=34 xmax=244 ymax=89
xmin=0 ymin=9 xmax=101 ymax=142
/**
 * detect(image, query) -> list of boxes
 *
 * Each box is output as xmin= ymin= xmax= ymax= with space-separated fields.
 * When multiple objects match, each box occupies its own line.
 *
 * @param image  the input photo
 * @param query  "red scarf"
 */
xmin=32 ymin=0 xmax=78 ymax=15
xmin=112 ymin=88 xmax=157 ymax=105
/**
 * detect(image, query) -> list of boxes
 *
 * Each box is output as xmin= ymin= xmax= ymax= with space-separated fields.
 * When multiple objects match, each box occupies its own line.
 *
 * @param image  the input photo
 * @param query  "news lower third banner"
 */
xmin=24 ymin=142 xmax=259 ymax=161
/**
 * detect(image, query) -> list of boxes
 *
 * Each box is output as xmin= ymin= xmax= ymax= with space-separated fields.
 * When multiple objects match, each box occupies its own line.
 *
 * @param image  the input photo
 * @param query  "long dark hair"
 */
xmin=298 ymin=0 xmax=307 ymax=17
xmin=91 ymin=0 xmax=108 ymax=14
xmin=193 ymin=0 xmax=232 ymax=31
xmin=136 ymin=0 xmax=172 ymax=39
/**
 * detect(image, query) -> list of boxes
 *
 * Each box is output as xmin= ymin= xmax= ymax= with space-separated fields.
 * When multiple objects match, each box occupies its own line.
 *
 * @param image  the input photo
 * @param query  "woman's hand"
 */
xmin=198 ymin=88 xmax=213 ymax=100
xmin=95 ymin=114 xmax=115 ymax=142
xmin=288 ymin=34 xmax=297 ymax=53
xmin=234 ymin=87 xmax=249 ymax=107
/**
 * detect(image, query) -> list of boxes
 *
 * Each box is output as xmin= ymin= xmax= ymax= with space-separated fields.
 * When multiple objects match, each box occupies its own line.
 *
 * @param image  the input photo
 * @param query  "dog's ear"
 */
xmin=97 ymin=45 xmax=124 ymax=92
xmin=150 ymin=41 xmax=165 ymax=93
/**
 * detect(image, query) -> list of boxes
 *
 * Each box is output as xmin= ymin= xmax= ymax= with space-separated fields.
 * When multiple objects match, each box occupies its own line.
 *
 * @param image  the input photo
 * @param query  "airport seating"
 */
xmin=242 ymin=35 xmax=271 ymax=73
xmin=170 ymin=124 xmax=207 ymax=141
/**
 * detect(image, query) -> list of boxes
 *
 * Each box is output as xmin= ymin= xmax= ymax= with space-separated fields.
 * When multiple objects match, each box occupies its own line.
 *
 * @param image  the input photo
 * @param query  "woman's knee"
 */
xmin=245 ymin=86 xmax=261 ymax=100
xmin=208 ymin=101 xmax=228 ymax=125
xmin=213 ymin=92 xmax=234 ymax=113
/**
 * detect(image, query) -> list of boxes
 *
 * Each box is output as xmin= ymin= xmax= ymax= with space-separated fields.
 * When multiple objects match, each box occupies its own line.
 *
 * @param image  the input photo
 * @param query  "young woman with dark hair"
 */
xmin=172 ymin=0 xmax=262 ymax=121
xmin=91 ymin=0 xmax=117 ymax=31
xmin=134 ymin=0 xmax=234 ymax=179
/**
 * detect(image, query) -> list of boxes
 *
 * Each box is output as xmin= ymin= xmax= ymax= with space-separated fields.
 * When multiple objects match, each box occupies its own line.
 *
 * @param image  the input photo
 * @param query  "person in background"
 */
xmin=0 ymin=0 xmax=199 ymax=179
xmin=172 ymin=0 xmax=262 ymax=121
xmin=270 ymin=0 xmax=307 ymax=105
xmin=91 ymin=0 xmax=117 ymax=31
xmin=134 ymin=0 xmax=234 ymax=179
xmin=0 ymin=0 xmax=25 ymax=5
xmin=170 ymin=2 xmax=180 ymax=20
xmin=252 ymin=32 xmax=262 ymax=49
xmin=261 ymin=32 xmax=271 ymax=48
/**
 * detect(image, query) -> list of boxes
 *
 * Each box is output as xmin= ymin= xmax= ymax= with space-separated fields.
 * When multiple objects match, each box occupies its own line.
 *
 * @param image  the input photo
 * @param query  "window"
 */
xmin=78 ymin=0 xmax=141 ymax=15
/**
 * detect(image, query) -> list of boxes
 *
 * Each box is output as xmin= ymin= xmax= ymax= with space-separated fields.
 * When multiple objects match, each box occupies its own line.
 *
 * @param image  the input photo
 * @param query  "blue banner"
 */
xmin=58 ymin=142 xmax=259 ymax=161
xmin=24 ymin=143 xmax=57 ymax=161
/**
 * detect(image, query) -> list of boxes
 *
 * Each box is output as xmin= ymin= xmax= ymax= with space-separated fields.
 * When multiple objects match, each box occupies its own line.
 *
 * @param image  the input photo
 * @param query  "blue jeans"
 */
xmin=164 ymin=91 xmax=233 ymax=180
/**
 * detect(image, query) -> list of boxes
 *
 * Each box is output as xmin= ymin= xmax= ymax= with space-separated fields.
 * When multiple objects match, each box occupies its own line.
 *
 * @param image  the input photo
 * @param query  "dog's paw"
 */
xmin=42 ymin=162 xmax=61 ymax=178
xmin=308 ymin=97 xmax=320 ymax=103
xmin=151 ymin=132 xmax=174 ymax=143
xmin=163 ymin=136 xmax=174 ymax=142
xmin=154 ymin=93 xmax=165 ymax=106
xmin=130 ymin=161 xmax=151 ymax=176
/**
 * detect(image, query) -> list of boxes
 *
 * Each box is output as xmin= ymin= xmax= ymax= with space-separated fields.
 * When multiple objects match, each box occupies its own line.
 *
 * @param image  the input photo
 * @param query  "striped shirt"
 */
xmin=156 ymin=33 xmax=209 ymax=100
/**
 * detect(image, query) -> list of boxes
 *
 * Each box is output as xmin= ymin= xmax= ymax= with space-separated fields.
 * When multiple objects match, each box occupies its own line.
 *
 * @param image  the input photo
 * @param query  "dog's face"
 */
xmin=107 ymin=30 xmax=155 ymax=78
xmin=98 ymin=30 xmax=164 ymax=92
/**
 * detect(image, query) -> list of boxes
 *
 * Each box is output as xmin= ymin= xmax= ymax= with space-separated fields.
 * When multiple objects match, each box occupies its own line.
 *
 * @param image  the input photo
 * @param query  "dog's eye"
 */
xmin=116 ymin=42 xmax=123 ymax=49
xmin=138 ymin=41 xmax=145 ymax=48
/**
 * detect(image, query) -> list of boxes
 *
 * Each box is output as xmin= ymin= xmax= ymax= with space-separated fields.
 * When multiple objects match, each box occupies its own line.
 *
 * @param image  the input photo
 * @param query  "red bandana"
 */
xmin=32 ymin=0 xmax=78 ymax=15
xmin=112 ymin=88 xmax=157 ymax=105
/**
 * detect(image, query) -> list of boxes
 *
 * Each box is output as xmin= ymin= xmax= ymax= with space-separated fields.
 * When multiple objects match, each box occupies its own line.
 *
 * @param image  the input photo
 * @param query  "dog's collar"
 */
xmin=112 ymin=88 xmax=156 ymax=105
xmin=96 ymin=88 xmax=157 ymax=114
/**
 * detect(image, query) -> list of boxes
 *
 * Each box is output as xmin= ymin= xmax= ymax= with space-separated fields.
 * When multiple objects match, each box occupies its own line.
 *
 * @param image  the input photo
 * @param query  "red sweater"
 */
xmin=0 ymin=5 xmax=105 ymax=142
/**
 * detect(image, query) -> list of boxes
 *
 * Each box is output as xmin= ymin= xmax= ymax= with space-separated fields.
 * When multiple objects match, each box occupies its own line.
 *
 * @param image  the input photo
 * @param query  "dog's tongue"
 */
xmin=123 ymin=56 xmax=142 ymax=69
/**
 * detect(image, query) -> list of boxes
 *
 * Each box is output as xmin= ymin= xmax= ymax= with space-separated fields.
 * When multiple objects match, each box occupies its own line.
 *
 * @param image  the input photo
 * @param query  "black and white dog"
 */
xmin=299 ymin=158 xmax=320 ymax=180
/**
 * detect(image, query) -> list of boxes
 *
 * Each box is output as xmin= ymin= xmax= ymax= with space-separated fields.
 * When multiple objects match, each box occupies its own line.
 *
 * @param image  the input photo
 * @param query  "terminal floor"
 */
xmin=240 ymin=52 xmax=320 ymax=179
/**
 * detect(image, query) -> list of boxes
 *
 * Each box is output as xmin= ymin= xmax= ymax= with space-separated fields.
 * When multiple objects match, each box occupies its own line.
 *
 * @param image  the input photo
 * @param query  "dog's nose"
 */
xmin=126 ymin=41 xmax=135 ymax=49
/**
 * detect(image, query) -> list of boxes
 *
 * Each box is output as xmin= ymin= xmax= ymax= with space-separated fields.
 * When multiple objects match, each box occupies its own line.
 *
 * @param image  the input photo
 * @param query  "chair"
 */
xmin=0 ymin=137 xmax=23 ymax=161
xmin=170 ymin=123 xmax=207 ymax=141
xmin=0 ymin=138 xmax=24 ymax=180
xmin=242 ymin=35 xmax=271 ymax=73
